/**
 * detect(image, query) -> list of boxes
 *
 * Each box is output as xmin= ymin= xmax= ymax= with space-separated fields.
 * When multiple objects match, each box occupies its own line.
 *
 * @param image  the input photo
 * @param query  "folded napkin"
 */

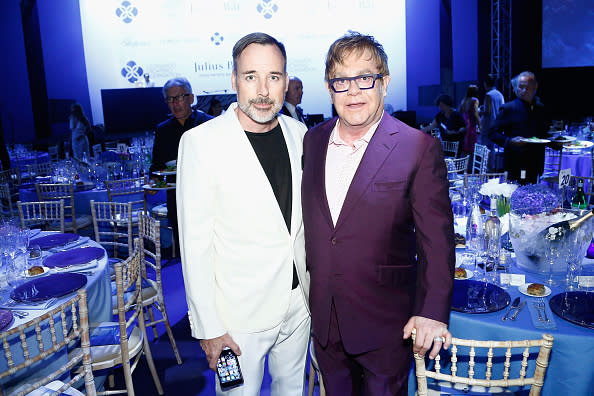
xmin=52 ymin=259 xmax=98 ymax=273
xmin=527 ymin=300 xmax=557 ymax=330
xmin=48 ymin=236 xmax=90 ymax=253
xmin=89 ymin=321 xmax=134 ymax=346
xmin=28 ymin=228 xmax=42 ymax=238
xmin=0 ymin=297 xmax=57 ymax=311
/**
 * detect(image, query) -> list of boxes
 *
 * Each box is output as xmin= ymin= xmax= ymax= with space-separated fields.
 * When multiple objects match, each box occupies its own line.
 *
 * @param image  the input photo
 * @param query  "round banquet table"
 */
xmin=0 ymin=235 xmax=111 ymax=392
xmin=9 ymin=152 xmax=50 ymax=173
xmin=545 ymin=150 xmax=592 ymax=177
xmin=407 ymin=256 xmax=594 ymax=396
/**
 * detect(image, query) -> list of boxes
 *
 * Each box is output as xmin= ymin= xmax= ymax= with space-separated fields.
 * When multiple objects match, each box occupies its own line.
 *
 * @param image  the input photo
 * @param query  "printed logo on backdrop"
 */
xmin=121 ymin=61 xmax=144 ymax=83
xmin=257 ymin=0 xmax=278 ymax=19
xmin=211 ymin=33 xmax=224 ymax=46
xmin=115 ymin=1 xmax=138 ymax=24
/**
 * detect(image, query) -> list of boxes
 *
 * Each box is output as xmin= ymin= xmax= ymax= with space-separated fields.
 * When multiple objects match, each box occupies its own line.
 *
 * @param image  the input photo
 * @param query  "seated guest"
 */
xmin=421 ymin=94 xmax=466 ymax=155
xmin=281 ymin=76 xmax=308 ymax=125
xmin=150 ymin=77 xmax=213 ymax=256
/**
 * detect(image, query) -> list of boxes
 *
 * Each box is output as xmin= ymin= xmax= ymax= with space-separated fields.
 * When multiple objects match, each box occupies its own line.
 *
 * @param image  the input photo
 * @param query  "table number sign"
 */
xmin=559 ymin=168 xmax=571 ymax=188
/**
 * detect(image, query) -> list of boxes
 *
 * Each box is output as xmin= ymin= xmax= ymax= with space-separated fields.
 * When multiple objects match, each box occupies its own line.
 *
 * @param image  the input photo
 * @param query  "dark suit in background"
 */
xmin=150 ymin=109 xmax=212 ymax=253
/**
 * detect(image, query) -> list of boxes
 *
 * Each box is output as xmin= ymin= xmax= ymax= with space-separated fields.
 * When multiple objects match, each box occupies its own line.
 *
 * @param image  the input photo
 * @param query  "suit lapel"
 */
xmin=335 ymin=115 xmax=400 ymax=230
xmin=311 ymin=120 xmax=335 ymax=230
xmin=278 ymin=116 xmax=303 ymax=241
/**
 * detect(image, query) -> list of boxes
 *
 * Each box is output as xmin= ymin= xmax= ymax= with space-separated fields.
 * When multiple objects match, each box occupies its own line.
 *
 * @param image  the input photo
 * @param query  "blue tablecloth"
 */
xmin=407 ymin=260 xmax=594 ymax=395
xmin=545 ymin=150 xmax=592 ymax=177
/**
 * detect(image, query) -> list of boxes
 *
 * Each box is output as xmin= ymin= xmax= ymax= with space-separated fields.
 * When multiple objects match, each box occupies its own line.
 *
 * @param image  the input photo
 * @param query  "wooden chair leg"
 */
xmin=307 ymin=359 xmax=315 ymax=396
xmin=146 ymin=305 xmax=159 ymax=338
xmin=161 ymin=304 xmax=182 ymax=364
xmin=142 ymin=326 xmax=164 ymax=395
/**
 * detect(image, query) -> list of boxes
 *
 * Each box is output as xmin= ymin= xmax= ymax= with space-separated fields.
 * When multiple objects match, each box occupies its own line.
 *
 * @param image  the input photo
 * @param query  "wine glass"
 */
xmin=565 ymin=182 xmax=577 ymax=208
xmin=543 ymin=228 xmax=563 ymax=286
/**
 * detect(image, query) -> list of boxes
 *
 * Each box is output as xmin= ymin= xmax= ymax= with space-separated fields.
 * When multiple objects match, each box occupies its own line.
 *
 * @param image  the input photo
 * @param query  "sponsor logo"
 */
xmin=211 ymin=32 xmax=224 ymax=46
xmin=115 ymin=1 xmax=138 ymax=24
xmin=256 ymin=0 xmax=278 ymax=19
xmin=121 ymin=61 xmax=144 ymax=83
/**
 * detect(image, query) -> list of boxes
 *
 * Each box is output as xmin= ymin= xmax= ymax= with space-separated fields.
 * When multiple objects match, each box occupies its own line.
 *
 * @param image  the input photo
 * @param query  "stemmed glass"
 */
xmin=543 ymin=227 xmax=563 ymax=286
xmin=565 ymin=182 xmax=577 ymax=208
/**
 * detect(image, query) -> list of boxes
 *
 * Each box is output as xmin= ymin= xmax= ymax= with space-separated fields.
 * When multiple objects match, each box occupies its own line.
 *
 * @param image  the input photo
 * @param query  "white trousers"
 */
xmin=215 ymin=287 xmax=311 ymax=396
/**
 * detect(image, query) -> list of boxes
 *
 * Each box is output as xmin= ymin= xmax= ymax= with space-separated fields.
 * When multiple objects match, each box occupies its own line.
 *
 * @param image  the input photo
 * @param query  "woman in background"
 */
xmin=69 ymin=103 xmax=91 ymax=161
xmin=460 ymin=85 xmax=480 ymax=155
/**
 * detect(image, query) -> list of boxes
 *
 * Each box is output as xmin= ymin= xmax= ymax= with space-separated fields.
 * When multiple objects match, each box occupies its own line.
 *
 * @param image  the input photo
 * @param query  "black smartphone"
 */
xmin=216 ymin=347 xmax=244 ymax=390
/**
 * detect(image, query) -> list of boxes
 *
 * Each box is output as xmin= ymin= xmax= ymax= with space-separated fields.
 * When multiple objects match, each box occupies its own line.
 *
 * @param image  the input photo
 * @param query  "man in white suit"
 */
xmin=177 ymin=32 xmax=310 ymax=395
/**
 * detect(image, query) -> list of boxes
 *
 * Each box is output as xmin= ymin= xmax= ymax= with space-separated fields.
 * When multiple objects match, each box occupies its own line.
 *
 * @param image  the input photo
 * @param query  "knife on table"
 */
xmin=502 ymin=297 xmax=521 ymax=321
xmin=510 ymin=301 xmax=526 ymax=321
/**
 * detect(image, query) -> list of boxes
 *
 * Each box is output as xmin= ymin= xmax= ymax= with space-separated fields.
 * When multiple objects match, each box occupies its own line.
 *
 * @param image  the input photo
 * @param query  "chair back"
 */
xmin=472 ymin=143 xmax=490 ymax=174
xmin=17 ymin=200 xmax=65 ymax=233
xmin=446 ymin=155 xmax=470 ymax=176
xmin=92 ymin=143 xmax=103 ymax=157
xmin=412 ymin=330 xmax=554 ymax=396
xmin=0 ymin=289 xmax=96 ymax=396
xmin=90 ymin=200 xmax=133 ymax=259
xmin=442 ymin=140 xmax=460 ymax=158
xmin=35 ymin=183 xmax=84 ymax=233
xmin=0 ymin=183 xmax=16 ymax=218
xmin=138 ymin=212 xmax=162 ymax=284
xmin=541 ymin=147 xmax=563 ymax=185
xmin=104 ymin=177 xmax=146 ymax=215
xmin=26 ymin=162 xmax=55 ymax=178
xmin=0 ymin=169 xmax=21 ymax=188
xmin=463 ymin=172 xmax=508 ymax=188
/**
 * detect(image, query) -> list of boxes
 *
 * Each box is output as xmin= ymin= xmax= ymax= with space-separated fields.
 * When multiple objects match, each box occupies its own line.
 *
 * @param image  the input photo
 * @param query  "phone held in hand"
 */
xmin=216 ymin=347 xmax=244 ymax=390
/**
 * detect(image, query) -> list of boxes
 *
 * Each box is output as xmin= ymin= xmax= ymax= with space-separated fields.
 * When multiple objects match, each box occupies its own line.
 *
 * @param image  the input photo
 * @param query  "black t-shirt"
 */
xmin=245 ymin=123 xmax=298 ymax=289
xmin=436 ymin=110 xmax=466 ymax=142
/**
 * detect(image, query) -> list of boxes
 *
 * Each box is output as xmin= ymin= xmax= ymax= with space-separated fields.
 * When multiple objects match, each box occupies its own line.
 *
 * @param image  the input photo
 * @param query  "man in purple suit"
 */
xmin=302 ymin=32 xmax=455 ymax=395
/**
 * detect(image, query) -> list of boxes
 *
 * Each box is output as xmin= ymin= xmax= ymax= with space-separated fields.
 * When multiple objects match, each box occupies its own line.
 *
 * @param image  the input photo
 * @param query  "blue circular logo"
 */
xmin=116 ymin=1 xmax=138 ymax=24
xmin=211 ymin=32 xmax=224 ymax=46
xmin=257 ymin=0 xmax=278 ymax=19
xmin=121 ymin=61 xmax=144 ymax=83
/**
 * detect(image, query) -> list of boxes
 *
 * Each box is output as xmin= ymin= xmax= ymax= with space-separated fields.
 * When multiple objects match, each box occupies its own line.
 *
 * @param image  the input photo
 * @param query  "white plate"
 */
xmin=22 ymin=266 xmax=50 ymax=278
xmin=551 ymin=135 xmax=576 ymax=143
xmin=152 ymin=169 xmax=176 ymax=176
xmin=143 ymin=183 xmax=176 ymax=190
xmin=563 ymin=140 xmax=594 ymax=149
xmin=519 ymin=137 xmax=550 ymax=143
xmin=165 ymin=159 xmax=177 ymax=167
xmin=518 ymin=283 xmax=552 ymax=297
xmin=454 ymin=269 xmax=473 ymax=280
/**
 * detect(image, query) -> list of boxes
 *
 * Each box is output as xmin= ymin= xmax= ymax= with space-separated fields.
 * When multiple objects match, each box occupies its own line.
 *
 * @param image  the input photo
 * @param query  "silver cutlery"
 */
xmin=502 ymin=297 xmax=521 ymax=321
xmin=10 ymin=310 xmax=29 ymax=319
xmin=534 ymin=302 xmax=544 ymax=322
xmin=2 ymin=297 xmax=57 ymax=309
xmin=536 ymin=298 xmax=550 ymax=323
xmin=510 ymin=301 xmax=526 ymax=321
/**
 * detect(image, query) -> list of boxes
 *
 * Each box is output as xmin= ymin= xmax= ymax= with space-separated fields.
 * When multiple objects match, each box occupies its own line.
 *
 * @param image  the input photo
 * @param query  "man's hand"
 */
xmin=403 ymin=316 xmax=451 ymax=360
xmin=200 ymin=333 xmax=242 ymax=371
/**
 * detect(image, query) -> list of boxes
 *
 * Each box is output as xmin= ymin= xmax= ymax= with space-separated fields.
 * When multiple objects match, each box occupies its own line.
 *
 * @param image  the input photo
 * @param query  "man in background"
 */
xmin=487 ymin=71 xmax=550 ymax=184
xmin=281 ymin=76 xmax=308 ymax=125
xmin=150 ymin=77 xmax=212 ymax=256
xmin=177 ymin=33 xmax=310 ymax=395
xmin=302 ymin=32 xmax=454 ymax=395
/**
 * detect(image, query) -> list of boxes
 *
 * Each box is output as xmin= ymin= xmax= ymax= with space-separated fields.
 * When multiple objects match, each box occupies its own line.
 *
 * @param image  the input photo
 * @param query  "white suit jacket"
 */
xmin=177 ymin=103 xmax=310 ymax=340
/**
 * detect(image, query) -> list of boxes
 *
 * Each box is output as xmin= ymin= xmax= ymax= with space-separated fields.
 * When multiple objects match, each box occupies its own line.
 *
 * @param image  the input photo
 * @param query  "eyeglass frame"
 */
xmin=165 ymin=93 xmax=192 ymax=103
xmin=327 ymin=74 xmax=384 ymax=93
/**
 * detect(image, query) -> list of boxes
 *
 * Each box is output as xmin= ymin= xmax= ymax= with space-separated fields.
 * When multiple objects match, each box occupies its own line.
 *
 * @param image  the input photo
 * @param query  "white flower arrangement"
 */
xmin=478 ymin=178 xmax=518 ymax=198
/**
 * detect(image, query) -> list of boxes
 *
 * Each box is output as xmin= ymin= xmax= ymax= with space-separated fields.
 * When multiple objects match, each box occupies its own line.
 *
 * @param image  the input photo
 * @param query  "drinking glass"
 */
xmin=6 ymin=252 xmax=27 ymax=288
xmin=27 ymin=244 xmax=42 ymax=269
xmin=544 ymin=230 xmax=562 ymax=286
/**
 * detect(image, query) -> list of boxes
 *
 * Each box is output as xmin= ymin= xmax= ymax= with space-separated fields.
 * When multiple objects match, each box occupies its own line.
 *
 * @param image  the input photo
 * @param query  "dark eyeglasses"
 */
xmin=165 ymin=93 xmax=191 ymax=103
xmin=328 ymin=74 xmax=383 ymax=93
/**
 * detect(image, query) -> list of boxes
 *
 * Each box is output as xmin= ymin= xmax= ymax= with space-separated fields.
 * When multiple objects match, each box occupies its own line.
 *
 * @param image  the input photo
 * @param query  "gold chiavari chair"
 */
xmin=0 ymin=289 xmax=96 ymax=396
xmin=138 ymin=213 xmax=182 ymax=364
xmin=412 ymin=329 xmax=554 ymax=396
xmin=35 ymin=183 xmax=92 ymax=234
xmin=90 ymin=241 xmax=163 ymax=396
xmin=90 ymin=200 xmax=133 ymax=262
xmin=17 ymin=200 xmax=65 ymax=233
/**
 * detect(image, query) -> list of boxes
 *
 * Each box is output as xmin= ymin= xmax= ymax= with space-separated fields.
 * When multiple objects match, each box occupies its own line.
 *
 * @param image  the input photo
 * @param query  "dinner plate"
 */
xmin=0 ymin=309 xmax=14 ymax=332
xmin=519 ymin=137 xmax=550 ymax=143
xmin=143 ymin=183 xmax=176 ymax=190
xmin=518 ymin=283 xmax=552 ymax=297
xmin=455 ymin=269 xmax=473 ymax=280
xmin=43 ymin=247 xmax=105 ymax=269
xmin=549 ymin=291 xmax=594 ymax=330
xmin=550 ymin=135 xmax=577 ymax=143
xmin=74 ymin=181 xmax=95 ymax=192
xmin=30 ymin=233 xmax=79 ymax=250
xmin=451 ymin=279 xmax=511 ymax=313
xmin=152 ymin=170 xmax=176 ymax=176
xmin=10 ymin=273 xmax=87 ymax=303
xmin=563 ymin=140 xmax=594 ymax=149
xmin=165 ymin=160 xmax=177 ymax=167
xmin=23 ymin=266 xmax=50 ymax=278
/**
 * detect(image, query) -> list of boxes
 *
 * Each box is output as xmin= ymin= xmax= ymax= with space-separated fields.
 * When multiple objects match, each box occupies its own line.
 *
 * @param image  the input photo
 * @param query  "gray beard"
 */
xmin=238 ymin=100 xmax=282 ymax=124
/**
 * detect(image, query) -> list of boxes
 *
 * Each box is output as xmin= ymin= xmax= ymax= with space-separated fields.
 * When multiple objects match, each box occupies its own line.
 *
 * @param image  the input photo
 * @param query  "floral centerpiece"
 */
xmin=508 ymin=184 xmax=591 ymax=273
xmin=478 ymin=179 xmax=518 ymax=234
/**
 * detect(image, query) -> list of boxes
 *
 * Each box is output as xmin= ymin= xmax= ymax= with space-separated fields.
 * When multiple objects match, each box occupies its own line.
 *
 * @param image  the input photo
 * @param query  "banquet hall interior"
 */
xmin=1 ymin=0 xmax=594 ymax=395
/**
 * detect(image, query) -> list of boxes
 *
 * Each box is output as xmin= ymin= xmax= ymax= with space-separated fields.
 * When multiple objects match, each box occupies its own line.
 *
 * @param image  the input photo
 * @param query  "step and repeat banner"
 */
xmin=79 ymin=0 xmax=406 ymax=125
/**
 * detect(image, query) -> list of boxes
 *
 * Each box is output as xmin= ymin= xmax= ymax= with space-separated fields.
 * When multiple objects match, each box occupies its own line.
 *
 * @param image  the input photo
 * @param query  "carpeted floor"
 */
xmin=107 ymin=257 xmax=321 ymax=396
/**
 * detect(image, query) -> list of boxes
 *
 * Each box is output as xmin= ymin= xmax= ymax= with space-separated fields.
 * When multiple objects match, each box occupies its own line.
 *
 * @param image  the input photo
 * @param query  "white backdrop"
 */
xmin=79 ymin=0 xmax=406 ymax=124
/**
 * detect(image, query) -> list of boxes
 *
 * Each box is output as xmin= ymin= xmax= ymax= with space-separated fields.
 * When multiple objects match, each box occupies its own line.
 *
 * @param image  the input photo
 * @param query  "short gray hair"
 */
xmin=511 ymin=71 xmax=536 ymax=90
xmin=162 ymin=77 xmax=192 ymax=98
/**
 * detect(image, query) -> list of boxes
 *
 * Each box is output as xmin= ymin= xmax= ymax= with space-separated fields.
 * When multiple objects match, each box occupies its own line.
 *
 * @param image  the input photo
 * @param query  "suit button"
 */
xmin=331 ymin=237 xmax=337 ymax=245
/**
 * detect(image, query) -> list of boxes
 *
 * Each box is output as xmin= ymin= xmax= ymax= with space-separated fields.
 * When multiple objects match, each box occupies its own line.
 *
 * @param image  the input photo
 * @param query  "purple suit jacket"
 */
xmin=302 ymin=112 xmax=455 ymax=355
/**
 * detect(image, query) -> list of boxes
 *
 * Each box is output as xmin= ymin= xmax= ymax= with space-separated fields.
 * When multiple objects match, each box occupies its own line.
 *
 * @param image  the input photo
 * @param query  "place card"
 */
xmin=500 ymin=273 xmax=525 ymax=286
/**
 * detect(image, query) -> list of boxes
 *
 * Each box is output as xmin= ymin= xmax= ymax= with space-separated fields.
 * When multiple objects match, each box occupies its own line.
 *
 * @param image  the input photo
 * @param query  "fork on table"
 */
xmin=535 ymin=298 xmax=550 ymax=323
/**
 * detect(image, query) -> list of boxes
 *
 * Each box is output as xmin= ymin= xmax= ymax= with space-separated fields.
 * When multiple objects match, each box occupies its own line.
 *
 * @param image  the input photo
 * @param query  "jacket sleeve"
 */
xmin=410 ymin=136 xmax=455 ymax=325
xmin=177 ymin=130 xmax=226 ymax=340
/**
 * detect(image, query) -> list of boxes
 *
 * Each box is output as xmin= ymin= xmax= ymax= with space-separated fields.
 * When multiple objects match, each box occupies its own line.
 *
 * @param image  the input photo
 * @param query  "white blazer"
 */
xmin=177 ymin=103 xmax=310 ymax=340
